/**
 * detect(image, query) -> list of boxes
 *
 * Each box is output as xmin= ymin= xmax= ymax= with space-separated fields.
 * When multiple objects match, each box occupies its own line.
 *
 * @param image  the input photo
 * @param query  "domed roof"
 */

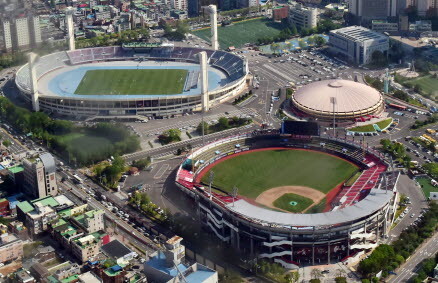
xmin=292 ymin=80 xmax=383 ymax=113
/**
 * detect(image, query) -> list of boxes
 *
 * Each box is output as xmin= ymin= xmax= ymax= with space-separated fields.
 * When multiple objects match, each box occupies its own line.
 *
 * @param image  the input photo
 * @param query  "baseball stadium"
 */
xmin=14 ymin=44 xmax=248 ymax=118
xmin=290 ymin=79 xmax=385 ymax=122
xmin=175 ymin=121 xmax=399 ymax=268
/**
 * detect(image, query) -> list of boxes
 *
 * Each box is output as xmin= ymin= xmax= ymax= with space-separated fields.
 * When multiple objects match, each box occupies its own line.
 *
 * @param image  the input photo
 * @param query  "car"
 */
xmin=410 ymin=213 xmax=415 ymax=218
xmin=321 ymin=270 xmax=330 ymax=274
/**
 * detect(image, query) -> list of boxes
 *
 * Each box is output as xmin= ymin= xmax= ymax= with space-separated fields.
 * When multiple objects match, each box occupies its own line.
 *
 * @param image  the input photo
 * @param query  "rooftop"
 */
xmin=101 ymin=239 xmax=133 ymax=259
xmin=331 ymin=26 xmax=388 ymax=42
xmin=145 ymin=252 xmax=216 ymax=283
xmin=8 ymin=165 xmax=24 ymax=174
xmin=226 ymin=188 xmax=394 ymax=227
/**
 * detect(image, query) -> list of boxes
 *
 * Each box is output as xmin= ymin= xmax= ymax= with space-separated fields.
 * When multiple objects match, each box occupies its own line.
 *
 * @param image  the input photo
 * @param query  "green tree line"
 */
xmin=358 ymin=202 xmax=438 ymax=279
xmin=0 ymin=97 xmax=140 ymax=166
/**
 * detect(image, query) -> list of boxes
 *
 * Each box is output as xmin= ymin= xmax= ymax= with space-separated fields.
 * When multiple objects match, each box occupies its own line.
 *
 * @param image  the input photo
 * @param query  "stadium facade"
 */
xmin=291 ymin=79 xmax=385 ymax=121
xmin=14 ymin=45 xmax=248 ymax=118
xmin=175 ymin=130 xmax=399 ymax=268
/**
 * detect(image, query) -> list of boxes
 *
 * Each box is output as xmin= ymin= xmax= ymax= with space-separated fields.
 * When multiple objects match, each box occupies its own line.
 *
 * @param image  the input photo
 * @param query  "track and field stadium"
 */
xmin=176 ymin=122 xmax=400 ymax=268
xmin=14 ymin=44 xmax=247 ymax=117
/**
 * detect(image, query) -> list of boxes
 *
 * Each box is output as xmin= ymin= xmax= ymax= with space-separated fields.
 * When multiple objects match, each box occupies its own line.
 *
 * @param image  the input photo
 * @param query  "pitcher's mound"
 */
xmin=255 ymin=186 xmax=325 ymax=213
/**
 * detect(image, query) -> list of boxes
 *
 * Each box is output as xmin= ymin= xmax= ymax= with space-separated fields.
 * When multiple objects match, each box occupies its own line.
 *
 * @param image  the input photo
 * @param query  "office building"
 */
xmin=329 ymin=26 xmax=389 ymax=65
xmin=371 ymin=20 xmax=399 ymax=32
xmin=23 ymin=153 xmax=58 ymax=199
xmin=347 ymin=0 xmax=397 ymax=23
xmin=288 ymin=4 xmax=318 ymax=30
xmin=171 ymin=0 xmax=188 ymax=11
xmin=0 ymin=15 xmax=42 ymax=52
xmin=71 ymin=209 xmax=104 ymax=233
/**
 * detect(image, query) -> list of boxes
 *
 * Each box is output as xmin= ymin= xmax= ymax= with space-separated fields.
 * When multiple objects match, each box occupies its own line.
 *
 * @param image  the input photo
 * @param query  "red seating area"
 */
xmin=176 ymin=169 xmax=238 ymax=204
xmin=335 ymin=155 xmax=387 ymax=209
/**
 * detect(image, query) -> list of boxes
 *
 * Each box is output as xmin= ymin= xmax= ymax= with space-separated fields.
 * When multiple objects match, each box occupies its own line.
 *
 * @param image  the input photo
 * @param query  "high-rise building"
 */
xmin=348 ymin=0 xmax=397 ymax=23
xmin=171 ymin=0 xmax=188 ymax=11
xmin=288 ymin=4 xmax=318 ymax=30
xmin=0 ymin=15 xmax=42 ymax=52
xmin=23 ymin=153 xmax=58 ymax=199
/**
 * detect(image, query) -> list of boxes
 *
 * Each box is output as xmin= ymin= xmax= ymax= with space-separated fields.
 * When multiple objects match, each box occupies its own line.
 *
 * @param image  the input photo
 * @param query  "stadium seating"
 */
xmin=65 ymin=47 xmax=246 ymax=83
xmin=16 ymin=51 xmax=69 ymax=91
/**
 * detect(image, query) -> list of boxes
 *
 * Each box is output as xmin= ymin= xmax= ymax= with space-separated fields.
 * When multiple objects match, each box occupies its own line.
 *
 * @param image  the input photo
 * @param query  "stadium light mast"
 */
xmin=28 ymin=52 xmax=40 ymax=112
xmin=330 ymin=96 xmax=336 ymax=137
xmin=198 ymin=51 xmax=209 ymax=145
xmin=208 ymin=5 xmax=219 ymax=51
xmin=208 ymin=171 xmax=214 ymax=200
xmin=66 ymin=7 xmax=76 ymax=51
xmin=232 ymin=186 xmax=238 ymax=207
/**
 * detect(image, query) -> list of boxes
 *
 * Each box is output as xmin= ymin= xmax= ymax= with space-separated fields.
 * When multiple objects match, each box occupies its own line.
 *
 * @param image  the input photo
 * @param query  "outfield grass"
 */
xmin=74 ymin=69 xmax=188 ymax=95
xmin=192 ymin=18 xmax=285 ymax=49
xmin=407 ymin=75 xmax=438 ymax=97
xmin=349 ymin=118 xmax=393 ymax=133
xmin=273 ymin=193 xmax=313 ymax=213
xmin=56 ymin=132 xmax=113 ymax=156
xmin=417 ymin=177 xmax=438 ymax=198
xmin=202 ymin=149 xmax=358 ymax=199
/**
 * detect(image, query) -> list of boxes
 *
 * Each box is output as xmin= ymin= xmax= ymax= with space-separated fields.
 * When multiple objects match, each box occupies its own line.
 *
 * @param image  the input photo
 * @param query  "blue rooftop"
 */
xmin=145 ymin=252 xmax=216 ymax=283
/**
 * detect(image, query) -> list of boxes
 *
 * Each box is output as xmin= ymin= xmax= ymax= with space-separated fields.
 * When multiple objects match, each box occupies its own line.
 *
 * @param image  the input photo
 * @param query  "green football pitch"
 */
xmin=202 ymin=149 xmax=358 ymax=199
xmin=192 ymin=18 xmax=285 ymax=49
xmin=74 ymin=69 xmax=188 ymax=95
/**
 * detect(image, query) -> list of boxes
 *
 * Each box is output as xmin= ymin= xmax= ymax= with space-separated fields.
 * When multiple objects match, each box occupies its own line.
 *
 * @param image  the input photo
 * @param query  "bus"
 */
xmin=72 ymin=174 xmax=83 ymax=184
xmin=388 ymin=103 xmax=407 ymax=111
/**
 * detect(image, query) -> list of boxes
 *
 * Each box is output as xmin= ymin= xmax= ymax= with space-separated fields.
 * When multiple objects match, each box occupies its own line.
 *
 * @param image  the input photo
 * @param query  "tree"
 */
xmin=131 ymin=157 xmax=151 ymax=170
xmin=2 ymin=140 xmax=10 ymax=147
xmin=291 ymin=24 xmax=298 ymax=35
xmin=307 ymin=36 xmax=315 ymax=46
xmin=393 ymin=90 xmax=409 ymax=101
xmin=335 ymin=277 xmax=348 ymax=283
xmin=196 ymin=121 xmax=209 ymax=134
xmin=158 ymin=129 xmax=181 ymax=145
xmin=217 ymin=117 xmax=230 ymax=130
xmin=414 ymin=84 xmax=422 ymax=93
xmin=270 ymin=43 xmax=280 ymax=54
xmin=298 ymin=39 xmax=307 ymax=50
xmin=314 ymin=36 xmax=326 ymax=47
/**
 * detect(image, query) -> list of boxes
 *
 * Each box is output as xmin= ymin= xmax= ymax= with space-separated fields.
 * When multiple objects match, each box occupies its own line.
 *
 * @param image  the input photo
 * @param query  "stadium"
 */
xmin=175 ymin=121 xmax=399 ymax=268
xmin=14 ymin=44 xmax=248 ymax=118
xmin=291 ymin=80 xmax=385 ymax=122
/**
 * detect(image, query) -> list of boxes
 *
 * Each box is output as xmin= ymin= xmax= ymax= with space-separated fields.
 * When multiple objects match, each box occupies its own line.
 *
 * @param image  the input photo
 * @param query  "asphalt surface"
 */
xmin=388 ymin=232 xmax=438 ymax=282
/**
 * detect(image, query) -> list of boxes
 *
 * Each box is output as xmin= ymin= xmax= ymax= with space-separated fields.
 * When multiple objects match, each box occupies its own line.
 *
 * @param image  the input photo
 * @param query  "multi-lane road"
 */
xmin=388 ymin=232 xmax=438 ymax=282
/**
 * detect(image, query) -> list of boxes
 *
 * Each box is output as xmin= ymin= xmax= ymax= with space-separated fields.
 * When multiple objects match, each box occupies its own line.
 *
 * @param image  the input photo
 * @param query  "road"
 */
xmin=388 ymin=232 xmax=438 ymax=282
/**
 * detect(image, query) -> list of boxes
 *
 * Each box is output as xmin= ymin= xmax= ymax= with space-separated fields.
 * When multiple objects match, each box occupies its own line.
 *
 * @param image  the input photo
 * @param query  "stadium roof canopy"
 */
xmin=226 ymin=188 xmax=393 ymax=227
xmin=292 ymin=79 xmax=382 ymax=114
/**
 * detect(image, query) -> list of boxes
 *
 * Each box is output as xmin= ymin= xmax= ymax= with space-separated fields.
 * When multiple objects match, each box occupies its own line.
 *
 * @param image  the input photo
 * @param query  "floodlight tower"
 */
xmin=208 ymin=5 xmax=219 ymax=50
xmin=198 ymin=51 xmax=209 ymax=145
xmin=28 ymin=52 xmax=40 ymax=112
xmin=66 ymin=7 xmax=75 ymax=51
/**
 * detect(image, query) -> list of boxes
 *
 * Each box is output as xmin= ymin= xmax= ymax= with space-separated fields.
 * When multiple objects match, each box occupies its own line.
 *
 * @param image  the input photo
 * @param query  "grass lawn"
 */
xmin=273 ymin=193 xmax=313 ymax=213
xmin=397 ymin=74 xmax=438 ymax=101
xmin=417 ymin=177 xmax=438 ymax=198
xmin=202 ymin=149 xmax=358 ymax=199
xmin=305 ymin=198 xmax=326 ymax=214
xmin=56 ymin=132 xmax=113 ymax=156
xmin=192 ymin=18 xmax=285 ymax=49
xmin=349 ymin=118 xmax=393 ymax=132
xmin=75 ymin=69 xmax=188 ymax=95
